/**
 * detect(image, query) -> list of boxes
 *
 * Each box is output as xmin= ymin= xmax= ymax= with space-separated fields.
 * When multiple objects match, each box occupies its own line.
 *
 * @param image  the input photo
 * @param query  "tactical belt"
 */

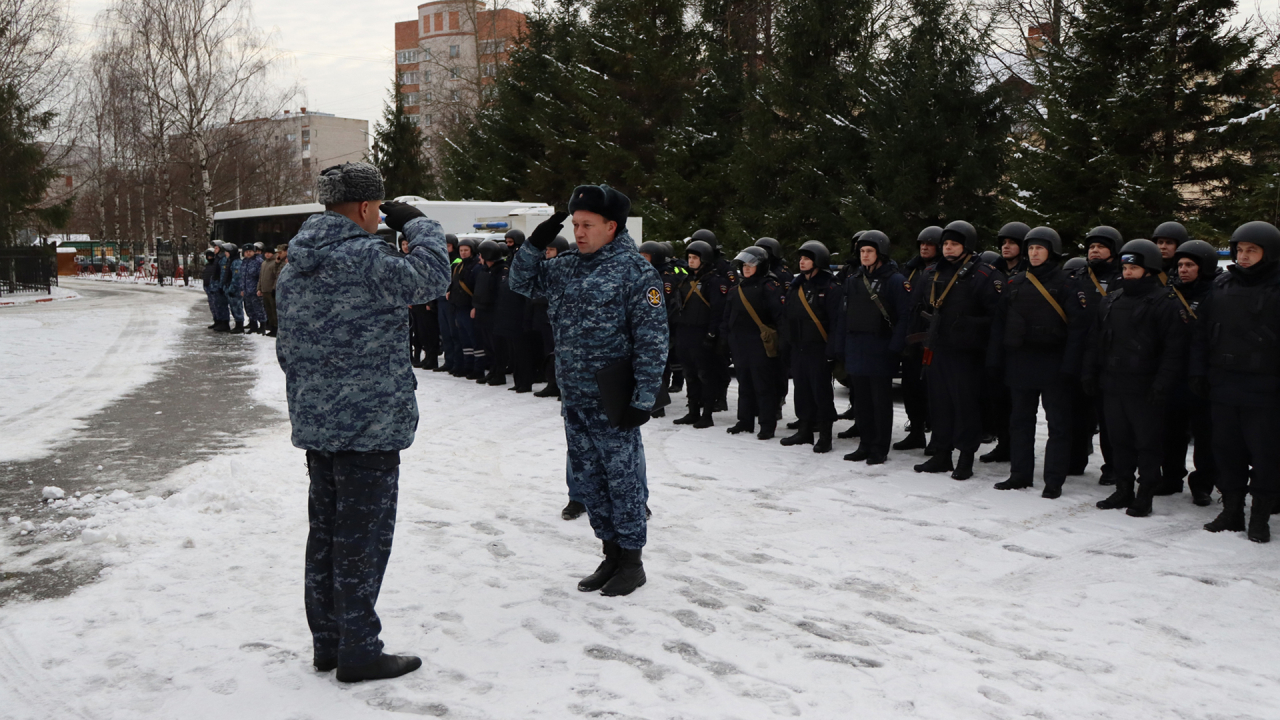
xmin=797 ymin=286 xmax=828 ymax=342
xmin=1025 ymin=271 xmax=1066 ymax=323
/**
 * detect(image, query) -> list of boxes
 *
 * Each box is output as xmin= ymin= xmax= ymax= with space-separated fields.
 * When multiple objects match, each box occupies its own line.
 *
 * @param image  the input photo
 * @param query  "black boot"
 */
xmin=915 ymin=452 xmax=953 ymax=474
xmin=726 ymin=420 xmax=753 ymax=435
xmin=578 ymin=541 xmax=621 ymax=592
xmin=785 ymin=419 xmax=802 ymax=430
xmin=994 ymin=477 xmax=1033 ymax=490
xmin=1152 ymin=478 xmax=1184 ymax=496
xmin=1191 ymin=490 xmax=1213 ymax=507
xmin=668 ymin=371 xmax=683 ymax=394
xmin=892 ymin=430 xmax=927 ymax=451
xmin=813 ymin=423 xmax=833 ymax=454
xmin=672 ymin=406 xmax=701 ymax=425
xmin=561 ymin=500 xmax=585 ymax=520
xmin=600 ymin=548 xmax=646 ymax=597
xmin=837 ymin=423 xmax=860 ymax=439
xmin=411 ymin=350 xmax=423 ymax=368
xmin=951 ymin=451 xmax=975 ymax=480
xmin=866 ymin=450 xmax=888 ymax=465
xmin=780 ymin=423 xmax=814 ymax=447
xmin=1041 ymin=484 xmax=1063 ymax=499
xmin=979 ymin=442 xmax=1009 ymax=463
xmin=1249 ymin=495 xmax=1276 ymax=543
xmin=923 ymin=438 xmax=939 ymax=456
xmin=336 ymin=654 xmax=423 ymax=683
xmin=213 ymin=320 xmax=231 ymax=333
xmin=757 ymin=423 xmax=776 ymax=441
xmin=844 ymin=446 xmax=870 ymax=462
xmin=231 ymin=321 xmax=244 ymax=334
xmin=650 ymin=407 xmax=665 ymax=418
xmin=534 ymin=381 xmax=560 ymax=398
xmin=1127 ymin=482 xmax=1155 ymax=517
xmin=692 ymin=406 xmax=714 ymax=429
xmin=1097 ymin=478 xmax=1135 ymax=510
xmin=837 ymin=405 xmax=856 ymax=420
xmin=486 ymin=373 xmax=507 ymax=387
xmin=207 ymin=320 xmax=219 ymax=329
xmin=1204 ymin=491 xmax=1246 ymax=532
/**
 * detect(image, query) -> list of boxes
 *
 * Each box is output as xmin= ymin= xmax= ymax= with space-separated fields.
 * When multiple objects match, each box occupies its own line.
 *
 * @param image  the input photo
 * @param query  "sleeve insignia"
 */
xmin=647 ymin=287 xmax=663 ymax=308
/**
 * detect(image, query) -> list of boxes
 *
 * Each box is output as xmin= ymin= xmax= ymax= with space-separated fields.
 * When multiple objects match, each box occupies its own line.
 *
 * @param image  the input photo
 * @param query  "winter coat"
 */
xmin=275 ymin=212 xmax=450 ymax=452
xmin=909 ymin=254 xmax=1005 ymax=358
xmin=1084 ymin=275 xmax=1190 ymax=397
xmin=472 ymin=260 xmax=500 ymax=325
xmin=783 ymin=269 xmax=841 ymax=356
xmin=509 ymin=230 xmax=668 ymax=412
xmin=242 ymin=255 xmax=264 ymax=296
xmin=494 ymin=262 xmax=531 ymax=337
xmin=721 ymin=271 xmax=785 ymax=366
xmin=990 ymin=259 xmax=1089 ymax=389
xmin=223 ymin=256 xmax=243 ymax=299
xmin=836 ymin=260 xmax=911 ymax=377
xmin=448 ymin=256 xmax=479 ymax=311
xmin=201 ymin=257 xmax=219 ymax=290
xmin=1191 ymin=263 xmax=1280 ymax=406
xmin=258 ymin=258 xmax=280 ymax=293
xmin=672 ymin=267 xmax=729 ymax=333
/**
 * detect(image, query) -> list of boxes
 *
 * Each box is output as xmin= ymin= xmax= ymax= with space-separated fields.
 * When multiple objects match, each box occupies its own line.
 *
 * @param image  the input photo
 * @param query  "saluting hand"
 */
xmin=528 ymin=211 xmax=570 ymax=251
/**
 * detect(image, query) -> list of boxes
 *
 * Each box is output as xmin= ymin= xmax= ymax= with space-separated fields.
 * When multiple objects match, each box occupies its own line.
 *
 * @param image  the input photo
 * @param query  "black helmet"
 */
xmin=638 ymin=241 xmax=669 ymax=266
xmin=457 ymin=237 xmax=479 ymax=253
xmin=855 ymin=230 xmax=891 ymax=259
xmin=917 ymin=226 xmax=943 ymax=247
xmin=1024 ymin=226 xmax=1062 ymax=256
xmin=733 ymin=246 xmax=769 ymax=270
xmin=1152 ymin=221 xmax=1190 ymax=245
xmin=1084 ymin=226 xmax=1123 ymax=254
xmin=997 ymin=222 xmax=1031 ymax=244
xmin=659 ymin=241 xmax=674 ymax=256
xmin=203 ymin=249 xmax=215 ymax=259
xmin=1173 ymin=239 xmax=1218 ymax=278
xmin=478 ymin=239 xmax=504 ymax=262
xmin=798 ymin=240 xmax=830 ymax=269
xmin=979 ymin=250 xmax=1000 ymax=266
xmin=686 ymin=240 xmax=715 ymax=267
xmin=755 ymin=237 xmax=783 ymax=265
xmin=941 ymin=220 xmax=978 ymax=252
xmin=849 ymin=230 xmax=867 ymax=254
xmin=1230 ymin=221 xmax=1280 ymax=262
xmin=549 ymin=235 xmax=570 ymax=253
xmin=689 ymin=229 xmax=717 ymax=250
xmin=504 ymin=229 xmax=526 ymax=247
xmin=445 ymin=233 xmax=459 ymax=247
xmin=1118 ymin=239 xmax=1163 ymax=274
xmin=1063 ymin=257 xmax=1087 ymax=273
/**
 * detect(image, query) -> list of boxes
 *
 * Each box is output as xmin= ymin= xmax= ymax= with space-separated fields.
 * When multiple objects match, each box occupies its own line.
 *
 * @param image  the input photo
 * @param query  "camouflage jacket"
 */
xmin=509 ymin=230 xmax=669 ymax=411
xmin=241 ymin=255 xmax=263 ymax=296
xmin=276 ymin=212 xmax=451 ymax=452
xmin=222 ymin=257 xmax=243 ymax=298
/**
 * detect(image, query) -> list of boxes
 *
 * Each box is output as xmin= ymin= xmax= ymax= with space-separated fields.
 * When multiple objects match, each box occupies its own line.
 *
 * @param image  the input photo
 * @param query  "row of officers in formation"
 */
xmin=297 ymin=217 xmax=1280 ymax=547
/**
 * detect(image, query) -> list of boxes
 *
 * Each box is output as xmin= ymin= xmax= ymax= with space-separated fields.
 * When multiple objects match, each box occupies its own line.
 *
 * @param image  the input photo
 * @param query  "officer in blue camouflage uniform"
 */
xmin=510 ymin=184 xmax=668 ymax=597
xmin=276 ymin=162 xmax=451 ymax=682
xmin=222 ymin=243 xmax=246 ymax=333
xmin=208 ymin=244 xmax=232 ymax=332
xmin=242 ymin=243 xmax=268 ymax=333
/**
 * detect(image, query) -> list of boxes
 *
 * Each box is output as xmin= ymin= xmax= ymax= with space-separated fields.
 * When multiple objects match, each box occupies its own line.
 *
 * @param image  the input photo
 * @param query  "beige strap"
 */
xmin=930 ymin=257 xmax=965 ymax=308
xmin=796 ymin=286 xmax=828 ymax=342
xmin=1172 ymin=286 xmax=1197 ymax=319
xmin=684 ymin=281 xmax=709 ymax=307
xmin=1025 ymin=271 xmax=1066 ymax=323
xmin=738 ymin=286 xmax=769 ymax=332
xmin=1087 ymin=267 xmax=1107 ymax=297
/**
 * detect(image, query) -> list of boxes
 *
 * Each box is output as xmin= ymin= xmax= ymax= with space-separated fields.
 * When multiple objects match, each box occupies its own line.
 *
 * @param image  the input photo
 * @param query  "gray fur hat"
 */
xmin=317 ymin=162 xmax=385 ymax=205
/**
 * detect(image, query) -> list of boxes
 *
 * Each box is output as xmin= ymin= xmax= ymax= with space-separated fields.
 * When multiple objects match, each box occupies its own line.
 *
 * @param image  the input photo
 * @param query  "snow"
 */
xmin=3 ymin=316 xmax=1280 ymax=718
xmin=0 ymin=279 xmax=194 ymax=463
xmin=0 ymin=285 xmax=80 ymax=307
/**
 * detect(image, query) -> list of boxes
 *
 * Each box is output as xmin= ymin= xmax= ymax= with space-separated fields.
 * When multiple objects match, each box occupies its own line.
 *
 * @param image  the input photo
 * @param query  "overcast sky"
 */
xmin=66 ymin=0 xmax=1278 ymax=130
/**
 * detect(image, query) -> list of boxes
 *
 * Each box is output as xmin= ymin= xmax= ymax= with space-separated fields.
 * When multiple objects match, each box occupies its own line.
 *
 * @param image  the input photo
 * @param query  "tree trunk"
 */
xmin=194 ymin=129 xmax=214 ymax=243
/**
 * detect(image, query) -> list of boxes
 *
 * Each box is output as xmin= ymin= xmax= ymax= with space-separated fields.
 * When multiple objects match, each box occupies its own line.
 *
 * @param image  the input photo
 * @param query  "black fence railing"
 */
xmin=0 ymin=247 xmax=57 ymax=296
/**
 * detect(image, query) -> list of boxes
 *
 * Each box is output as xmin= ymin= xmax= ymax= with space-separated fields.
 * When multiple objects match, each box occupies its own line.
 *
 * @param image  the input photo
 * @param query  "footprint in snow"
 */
xmin=487 ymin=541 xmax=515 ymax=559
xmin=583 ymin=645 xmax=672 ymax=682
xmin=470 ymin=521 xmax=502 ymax=536
xmin=1002 ymin=544 xmax=1058 ymax=559
xmin=671 ymin=609 xmax=716 ymax=634
xmin=662 ymin=640 xmax=738 ymax=676
xmin=521 ymin=618 xmax=560 ymax=644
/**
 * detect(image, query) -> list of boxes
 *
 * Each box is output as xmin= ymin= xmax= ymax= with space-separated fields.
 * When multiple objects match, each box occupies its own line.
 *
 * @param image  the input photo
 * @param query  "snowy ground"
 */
xmin=0 ymin=279 xmax=196 ymax=463
xmin=3 ymin=311 xmax=1280 ymax=719
xmin=0 ymin=285 xmax=81 ymax=307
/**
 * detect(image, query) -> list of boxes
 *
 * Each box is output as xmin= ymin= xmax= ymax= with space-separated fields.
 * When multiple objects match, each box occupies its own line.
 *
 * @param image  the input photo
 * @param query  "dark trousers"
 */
xmin=439 ymin=300 xmax=461 ymax=371
xmin=304 ymin=450 xmax=400 ymax=667
xmin=983 ymin=383 xmax=1011 ymax=445
xmin=852 ymin=374 xmax=893 ymax=454
xmin=791 ymin=350 xmax=836 ymax=426
xmin=206 ymin=287 xmax=229 ymax=322
xmin=263 ymin=290 xmax=277 ymax=331
xmin=564 ymin=403 xmax=648 ymax=549
xmin=677 ymin=326 xmax=719 ymax=411
xmin=736 ymin=358 xmax=781 ymax=431
xmin=1009 ymin=385 xmax=1073 ymax=488
xmin=925 ymin=350 xmax=983 ymax=454
xmin=453 ymin=310 xmax=477 ymax=372
xmin=1211 ymin=403 xmax=1280 ymax=496
xmin=475 ymin=320 xmax=495 ymax=373
xmin=1068 ymin=378 xmax=1096 ymax=471
xmin=505 ymin=331 xmax=540 ymax=389
xmin=900 ymin=347 xmax=929 ymax=432
xmin=1103 ymin=394 xmax=1164 ymax=487
xmin=409 ymin=304 xmax=434 ymax=367
xmin=226 ymin=292 xmax=244 ymax=324
xmin=1162 ymin=399 xmax=1215 ymax=494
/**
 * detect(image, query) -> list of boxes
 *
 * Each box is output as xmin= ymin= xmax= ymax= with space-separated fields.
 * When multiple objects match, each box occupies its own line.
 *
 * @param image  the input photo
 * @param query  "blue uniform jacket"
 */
xmin=275 ymin=213 xmax=451 ymax=452
xmin=509 ymin=230 xmax=669 ymax=412
xmin=242 ymin=255 xmax=264 ymax=296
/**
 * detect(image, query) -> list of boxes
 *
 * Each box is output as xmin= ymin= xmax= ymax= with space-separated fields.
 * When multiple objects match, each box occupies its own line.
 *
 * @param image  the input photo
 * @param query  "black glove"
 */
xmin=379 ymin=201 xmax=425 ymax=232
xmin=1081 ymin=375 xmax=1098 ymax=396
xmin=529 ymin=211 xmax=570 ymax=251
xmin=618 ymin=405 xmax=651 ymax=430
xmin=1190 ymin=376 xmax=1209 ymax=400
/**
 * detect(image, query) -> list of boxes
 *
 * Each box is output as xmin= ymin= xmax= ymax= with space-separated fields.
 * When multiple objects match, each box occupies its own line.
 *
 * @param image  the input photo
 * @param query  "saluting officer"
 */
xmin=721 ymin=246 xmax=786 ymax=440
xmin=1193 ymin=222 xmax=1280 ymax=543
xmin=911 ymin=221 xmax=1006 ymax=480
xmin=672 ymin=239 xmax=730 ymax=428
xmin=1083 ymin=239 xmax=1190 ymax=518
xmin=780 ymin=240 xmax=840 ymax=453
xmin=989 ymin=227 xmax=1088 ymax=498
xmin=836 ymin=230 xmax=911 ymax=465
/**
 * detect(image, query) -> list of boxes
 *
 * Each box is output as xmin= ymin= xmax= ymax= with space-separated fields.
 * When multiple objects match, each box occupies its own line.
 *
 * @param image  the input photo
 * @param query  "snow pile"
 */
xmin=0 ymin=286 xmax=81 ymax=307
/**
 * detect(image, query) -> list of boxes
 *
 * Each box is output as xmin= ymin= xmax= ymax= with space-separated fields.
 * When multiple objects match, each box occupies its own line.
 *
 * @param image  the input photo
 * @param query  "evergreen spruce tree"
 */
xmin=0 ymin=81 xmax=71 ymax=246
xmin=369 ymin=76 xmax=437 ymax=200
xmin=862 ymin=0 xmax=1010 ymax=251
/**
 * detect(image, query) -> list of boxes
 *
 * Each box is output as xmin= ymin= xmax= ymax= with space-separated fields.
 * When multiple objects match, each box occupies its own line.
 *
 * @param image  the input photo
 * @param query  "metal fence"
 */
xmin=0 ymin=247 xmax=57 ymax=296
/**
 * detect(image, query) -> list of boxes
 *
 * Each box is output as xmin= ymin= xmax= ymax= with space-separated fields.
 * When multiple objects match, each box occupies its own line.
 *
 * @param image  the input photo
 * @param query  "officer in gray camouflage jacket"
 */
xmin=275 ymin=162 xmax=450 ymax=683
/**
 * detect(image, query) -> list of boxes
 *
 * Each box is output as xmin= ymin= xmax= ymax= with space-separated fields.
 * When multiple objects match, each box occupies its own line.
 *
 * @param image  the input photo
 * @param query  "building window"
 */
xmin=450 ymin=67 xmax=460 ymax=79
xmin=302 ymin=129 xmax=310 ymax=140
xmin=481 ymin=63 xmax=496 ymax=78
xmin=423 ymin=135 xmax=432 ymax=147
xmin=286 ymin=133 xmax=296 ymax=141
xmin=400 ymin=71 xmax=419 ymax=85
xmin=408 ymin=115 xmax=420 ymax=126
xmin=449 ymin=45 xmax=460 ymax=58
xmin=302 ymin=142 xmax=311 ymax=152
xmin=480 ymin=39 xmax=506 ymax=55
xmin=403 ymin=92 xmax=419 ymax=106
xmin=396 ymin=49 xmax=419 ymax=64
xmin=422 ymin=70 xmax=431 ymax=83
xmin=450 ymin=90 xmax=459 ymax=102
xmin=423 ymin=91 xmax=433 ymax=103
xmin=423 ymin=114 xmax=432 ymax=126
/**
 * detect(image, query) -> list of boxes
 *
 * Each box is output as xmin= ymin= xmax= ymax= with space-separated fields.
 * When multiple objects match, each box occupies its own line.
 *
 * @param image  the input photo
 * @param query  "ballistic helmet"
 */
xmin=941 ymin=220 xmax=978 ymax=252
xmin=798 ymin=240 xmax=830 ymax=269
xmin=1023 ymin=226 xmax=1062 ymax=256
xmin=1118 ymin=239 xmax=1163 ymax=274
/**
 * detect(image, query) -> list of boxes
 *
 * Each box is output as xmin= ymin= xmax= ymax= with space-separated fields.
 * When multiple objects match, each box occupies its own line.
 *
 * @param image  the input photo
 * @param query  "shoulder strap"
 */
xmin=862 ymin=274 xmax=893 ymax=326
xmin=1171 ymin=286 xmax=1196 ymax=319
xmin=930 ymin=266 xmax=962 ymax=308
xmin=685 ymin=279 xmax=710 ymax=307
xmin=1087 ymin=267 xmax=1108 ymax=297
xmin=737 ymin=286 xmax=770 ymax=332
xmin=796 ymin=285 xmax=828 ymax=341
xmin=1025 ymin=272 xmax=1067 ymax=323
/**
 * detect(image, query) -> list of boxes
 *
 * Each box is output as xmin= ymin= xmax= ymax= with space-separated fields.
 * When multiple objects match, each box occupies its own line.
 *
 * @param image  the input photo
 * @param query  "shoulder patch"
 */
xmin=993 ymin=279 xmax=1004 ymax=292
xmin=647 ymin=287 xmax=662 ymax=308
xmin=903 ymin=281 xmax=912 ymax=293
xmin=1078 ymin=291 xmax=1088 ymax=308
xmin=720 ymin=284 xmax=729 ymax=294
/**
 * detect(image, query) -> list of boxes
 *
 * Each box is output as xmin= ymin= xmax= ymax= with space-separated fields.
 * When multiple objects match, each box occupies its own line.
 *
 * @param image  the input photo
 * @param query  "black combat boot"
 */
xmin=893 ymin=430 xmax=927 ymax=451
xmin=844 ymin=446 xmax=870 ymax=462
xmin=486 ymin=372 xmax=507 ymax=387
xmin=726 ymin=420 xmax=753 ymax=435
xmin=668 ymin=370 xmax=683 ymax=394
xmin=534 ymin=381 xmax=560 ymax=398
xmin=1097 ymin=478 xmax=1135 ymax=510
xmin=757 ymin=422 xmax=776 ymax=441
xmin=979 ymin=442 xmax=1009 ymax=463
xmin=207 ymin=320 xmax=219 ymax=329
xmin=994 ymin=477 xmax=1033 ymax=490
xmin=248 ymin=319 xmax=259 ymax=333
xmin=599 ymin=548 xmax=646 ymax=597
xmin=1152 ymin=478 xmax=1184 ymax=496
xmin=1248 ymin=495 xmax=1276 ymax=543
xmin=692 ymin=407 xmax=715 ymax=429
xmin=1204 ymin=491 xmax=1246 ymax=533
xmin=672 ymin=405 xmax=701 ymax=425
xmin=866 ymin=450 xmax=887 ymax=465
xmin=650 ymin=407 xmax=665 ymax=418
xmin=336 ymin=654 xmax=423 ymax=683
xmin=231 ymin=321 xmax=244 ymax=334
xmin=561 ymin=500 xmax=585 ymax=520
xmin=1098 ymin=465 xmax=1116 ymax=486
xmin=411 ymin=350 xmax=423 ymax=368
xmin=915 ymin=452 xmax=954 ymax=474
xmin=1041 ymin=484 xmax=1063 ymax=499
xmin=837 ymin=423 xmax=860 ymax=439
xmin=578 ymin=541 xmax=622 ymax=592
xmin=951 ymin=451 xmax=975 ymax=480
xmin=813 ymin=424 xmax=833 ymax=454
xmin=780 ymin=422 xmax=814 ymax=447
xmin=313 ymin=656 xmax=338 ymax=672
xmin=1127 ymin=482 xmax=1155 ymax=517
xmin=785 ymin=419 xmax=802 ymax=430
xmin=213 ymin=320 xmax=231 ymax=333
xmin=837 ymin=405 xmax=856 ymax=420
xmin=1191 ymin=490 xmax=1213 ymax=507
